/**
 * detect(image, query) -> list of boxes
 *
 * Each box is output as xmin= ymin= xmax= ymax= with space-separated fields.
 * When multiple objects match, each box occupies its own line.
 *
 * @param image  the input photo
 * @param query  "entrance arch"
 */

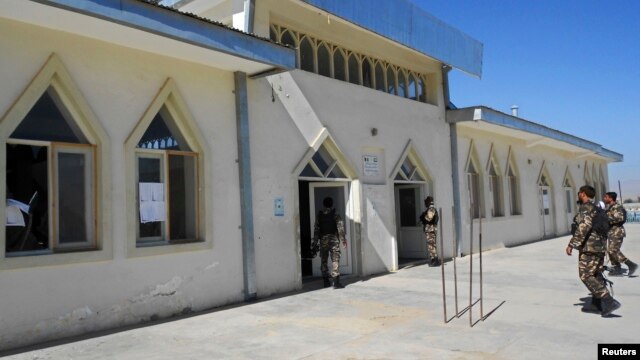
xmin=293 ymin=129 xmax=358 ymax=278
xmin=390 ymin=140 xmax=432 ymax=262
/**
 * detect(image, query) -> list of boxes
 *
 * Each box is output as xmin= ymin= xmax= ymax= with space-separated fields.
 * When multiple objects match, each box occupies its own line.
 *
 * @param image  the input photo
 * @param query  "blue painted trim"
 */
xmin=33 ymin=0 xmax=296 ymax=70
xmin=447 ymin=107 xmax=623 ymax=162
xmin=301 ymin=0 xmax=483 ymax=77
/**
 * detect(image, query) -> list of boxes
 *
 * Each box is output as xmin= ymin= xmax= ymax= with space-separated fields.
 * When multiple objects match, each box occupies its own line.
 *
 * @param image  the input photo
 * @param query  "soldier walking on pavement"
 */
xmin=421 ymin=196 xmax=440 ymax=267
xmin=603 ymin=192 xmax=637 ymax=276
xmin=311 ymin=197 xmax=347 ymax=289
xmin=566 ymin=185 xmax=621 ymax=317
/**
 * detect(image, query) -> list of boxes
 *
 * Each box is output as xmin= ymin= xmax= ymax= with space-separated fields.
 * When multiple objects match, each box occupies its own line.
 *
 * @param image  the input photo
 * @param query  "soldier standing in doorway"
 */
xmin=566 ymin=185 xmax=621 ymax=317
xmin=603 ymin=192 xmax=637 ymax=276
xmin=311 ymin=197 xmax=347 ymax=289
xmin=421 ymin=196 xmax=440 ymax=267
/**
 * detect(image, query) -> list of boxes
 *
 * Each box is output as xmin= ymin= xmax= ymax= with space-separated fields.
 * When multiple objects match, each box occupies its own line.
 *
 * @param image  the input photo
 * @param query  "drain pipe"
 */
xmin=243 ymin=0 xmax=255 ymax=33
xmin=235 ymin=72 xmax=257 ymax=302
xmin=443 ymin=65 xmax=463 ymax=257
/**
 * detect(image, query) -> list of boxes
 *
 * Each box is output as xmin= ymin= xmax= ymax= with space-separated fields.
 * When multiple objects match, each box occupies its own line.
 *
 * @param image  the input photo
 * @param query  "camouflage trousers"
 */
xmin=424 ymin=228 xmax=438 ymax=259
xmin=578 ymin=252 xmax=609 ymax=299
xmin=607 ymin=236 xmax=628 ymax=266
xmin=319 ymin=235 xmax=341 ymax=279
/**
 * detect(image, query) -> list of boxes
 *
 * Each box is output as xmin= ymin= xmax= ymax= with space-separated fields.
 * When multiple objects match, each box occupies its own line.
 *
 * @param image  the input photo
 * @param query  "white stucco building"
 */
xmin=0 ymin=0 xmax=621 ymax=351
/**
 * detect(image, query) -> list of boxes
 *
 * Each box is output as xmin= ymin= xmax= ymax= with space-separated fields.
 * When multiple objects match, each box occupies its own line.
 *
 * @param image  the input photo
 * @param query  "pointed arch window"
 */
xmin=126 ymin=79 xmax=205 ymax=249
xmin=563 ymin=169 xmax=575 ymax=214
xmin=317 ymin=42 xmax=332 ymax=78
xmin=488 ymin=158 xmax=504 ymax=217
xmin=505 ymin=150 xmax=521 ymax=216
xmin=2 ymin=55 xmax=110 ymax=260
xmin=300 ymin=143 xmax=348 ymax=179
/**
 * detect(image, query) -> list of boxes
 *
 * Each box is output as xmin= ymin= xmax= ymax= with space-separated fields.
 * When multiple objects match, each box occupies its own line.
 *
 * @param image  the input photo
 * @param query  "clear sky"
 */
xmin=414 ymin=0 xmax=640 ymax=197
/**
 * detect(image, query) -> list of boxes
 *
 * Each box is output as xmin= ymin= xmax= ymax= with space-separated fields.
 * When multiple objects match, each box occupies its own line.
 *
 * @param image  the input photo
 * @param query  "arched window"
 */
xmin=362 ymin=57 xmax=373 ymax=88
xmin=347 ymin=52 xmax=360 ymax=85
xmin=299 ymin=35 xmax=315 ymax=73
xmin=397 ymin=70 xmax=408 ymax=98
xmin=317 ymin=42 xmax=331 ymax=78
xmin=374 ymin=61 xmax=386 ymax=92
xmin=2 ymin=55 xmax=109 ymax=258
xmin=407 ymin=73 xmax=418 ymax=100
xmin=386 ymin=66 xmax=397 ymax=95
xmin=333 ymin=49 xmax=347 ymax=81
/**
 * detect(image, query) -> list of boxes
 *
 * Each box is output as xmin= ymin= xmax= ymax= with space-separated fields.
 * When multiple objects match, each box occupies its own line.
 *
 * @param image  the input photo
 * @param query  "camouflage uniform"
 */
xmin=312 ymin=208 xmax=346 ymax=279
xmin=568 ymin=201 xmax=610 ymax=299
xmin=606 ymin=203 xmax=627 ymax=267
xmin=422 ymin=205 xmax=438 ymax=260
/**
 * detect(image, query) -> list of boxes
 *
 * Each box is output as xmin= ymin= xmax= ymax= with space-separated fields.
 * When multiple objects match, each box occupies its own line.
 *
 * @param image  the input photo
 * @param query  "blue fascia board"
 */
xmin=448 ymin=106 xmax=623 ymax=162
xmin=301 ymin=0 xmax=483 ymax=77
xmin=32 ymin=0 xmax=296 ymax=70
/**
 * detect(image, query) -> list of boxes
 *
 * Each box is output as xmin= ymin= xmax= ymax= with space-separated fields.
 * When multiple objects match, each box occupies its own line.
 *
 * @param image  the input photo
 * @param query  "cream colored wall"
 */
xmin=456 ymin=126 xmax=610 ymax=253
xmin=0 ymin=18 xmax=246 ymax=350
xmin=247 ymin=68 xmax=455 ymax=285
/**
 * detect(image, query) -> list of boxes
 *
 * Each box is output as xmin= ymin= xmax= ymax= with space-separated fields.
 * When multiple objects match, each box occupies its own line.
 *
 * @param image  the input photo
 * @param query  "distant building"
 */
xmin=0 ymin=0 xmax=621 ymax=351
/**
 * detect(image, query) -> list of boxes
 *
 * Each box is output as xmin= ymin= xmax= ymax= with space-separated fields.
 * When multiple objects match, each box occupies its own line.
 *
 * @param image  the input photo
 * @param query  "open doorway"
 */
xmin=299 ymin=180 xmax=352 ymax=279
xmin=394 ymin=184 xmax=427 ymax=265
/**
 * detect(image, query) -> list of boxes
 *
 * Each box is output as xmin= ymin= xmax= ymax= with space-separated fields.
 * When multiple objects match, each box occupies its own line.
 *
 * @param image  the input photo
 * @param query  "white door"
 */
xmin=395 ymin=185 xmax=426 ymax=259
xmin=539 ymin=186 xmax=552 ymax=237
xmin=310 ymin=182 xmax=352 ymax=276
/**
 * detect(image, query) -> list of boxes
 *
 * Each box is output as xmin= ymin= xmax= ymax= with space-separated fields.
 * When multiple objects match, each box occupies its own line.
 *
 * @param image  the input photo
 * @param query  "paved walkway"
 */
xmin=3 ymin=225 xmax=640 ymax=359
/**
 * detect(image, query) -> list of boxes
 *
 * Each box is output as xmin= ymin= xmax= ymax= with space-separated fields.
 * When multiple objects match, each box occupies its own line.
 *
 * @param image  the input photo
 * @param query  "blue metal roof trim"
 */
xmin=34 ymin=0 xmax=296 ymax=70
xmin=448 ymin=107 xmax=623 ymax=162
xmin=301 ymin=0 xmax=483 ymax=77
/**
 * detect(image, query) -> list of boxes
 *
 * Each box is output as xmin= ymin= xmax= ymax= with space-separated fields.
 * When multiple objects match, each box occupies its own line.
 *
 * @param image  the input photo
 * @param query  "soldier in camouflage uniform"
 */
xmin=421 ymin=196 xmax=440 ymax=267
xmin=566 ymin=185 xmax=620 ymax=317
xmin=311 ymin=197 xmax=347 ymax=289
xmin=603 ymin=192 xmax=637 ymax=276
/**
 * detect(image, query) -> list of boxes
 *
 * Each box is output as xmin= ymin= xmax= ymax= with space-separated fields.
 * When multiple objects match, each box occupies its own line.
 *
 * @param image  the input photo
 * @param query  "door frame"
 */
xmin=309 ymin=181 xmax=352 ymax=276
xmin=394 ymin=183 xmax=426 ymax=260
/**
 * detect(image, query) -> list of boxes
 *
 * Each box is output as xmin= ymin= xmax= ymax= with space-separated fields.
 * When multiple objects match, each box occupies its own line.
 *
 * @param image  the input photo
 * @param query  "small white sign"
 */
xmin=274 ymin=197 xmax=284 ymax=217
xmin=363 ymin=155 xmax=380 ymax=177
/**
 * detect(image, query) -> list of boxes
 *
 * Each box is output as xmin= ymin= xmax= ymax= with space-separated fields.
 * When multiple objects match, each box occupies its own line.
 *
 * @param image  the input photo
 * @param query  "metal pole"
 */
xmin=618 ymin=180 xmax=623 ymax=204
xmin=479 ymin=214 xmax=483 ymax=320
xmin=439 ymin=207 xmax=446 ymax=323
xmin=469 ymin=205 xmax=473 ymax=327
xmin=452 ymin=206 xmax=459 ymax=316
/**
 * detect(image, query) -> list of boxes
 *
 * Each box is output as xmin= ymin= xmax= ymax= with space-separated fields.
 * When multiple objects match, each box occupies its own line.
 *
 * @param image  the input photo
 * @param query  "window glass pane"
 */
xmin=281 ymin=30 xmax=296 ymax=48
xmin=333 ymin=50 xmax=346 ymax=81
xmin=11 ymin=88 xmax=87 ymax=143
xmin=6 ymin=144 xmax=49 ymax=252
xmin=301 ymin=164 xmax=319 ymax=177
xmin=362 ymin=59 xmax=373 ymax=88
xmin=169 ymin=155 xmax=197 ymax=240
xmin=328 ymin=164 xmax=345 ymax=179
xmin=138 ymin=157 xmax=162 ymax=239
xmin=375 ymin=63 xmax=385 ymax=92
xmin=470 ymin=174 xmax=481 ymax=218
xmin=386 ymin=67 xmax=396 ymax=95
xmin=397 ymin=71 xmax=407 ymax=98
xmin=491 ymin=175 xmax=503 ymax=217
xmin=300 ymin=36 xmax=314 ymax=73
xmin=565 ymin=189 xmax=572 ymax=213
xmin=407 ymin=73 xmax=417 ymax=100
xmin=57 ymin=151 xmax=93 ymax=245
xmin=317 ymin=43 xmax=331 ymax=78
xmin=137 ymin=108 xmax=190 ymax=151
xmin=269 ymin=26 xmax=277 ymax=42
xmin=348 ymin=54 xmax=359 ymax=85
xmin=312 ymin=146 xmax=332 ymax=175
xmin=401 ymin=159 xmax=415 ymax=179
xmin=418 ymin=77 xmax=427 ymax=102
xmin=399 ymin=188 xmax=417 ymax=227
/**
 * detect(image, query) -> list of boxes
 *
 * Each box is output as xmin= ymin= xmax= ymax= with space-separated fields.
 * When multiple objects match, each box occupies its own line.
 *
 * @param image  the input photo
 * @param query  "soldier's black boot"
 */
xmin=581 ymin=297 xmax=601 ymax=314
xmin=431 ymin=257 xmax=441 ymax=267
xmin=600 ymin=295 xmax=621 ymax=317
xmin=323 ymin=276 xmax=331 ymax=288
xmin=332 ymin=276 xmax=344 ymax=289
xmin=625 ymin=260 xmax=638 ymax=276
xmin=608 ymin=265 xmax=624 ymax=276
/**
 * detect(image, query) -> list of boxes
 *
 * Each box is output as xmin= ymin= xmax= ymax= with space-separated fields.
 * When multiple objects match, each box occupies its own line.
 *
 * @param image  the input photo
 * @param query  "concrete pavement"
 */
xmin=3 ymin=224 xmax=639 ymax=359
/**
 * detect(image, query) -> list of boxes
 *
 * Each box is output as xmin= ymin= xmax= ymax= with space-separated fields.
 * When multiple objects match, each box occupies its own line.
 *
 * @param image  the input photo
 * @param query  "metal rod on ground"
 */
xmin=452 ymin=206 xmax=459 ymax=317
xmin=469 ymin=205 xmax=473 ymax=327
xmin=479 ymin=213 xmax=484 ymax=320
xmin=439 ymin=207 xmax=446 ymax=323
